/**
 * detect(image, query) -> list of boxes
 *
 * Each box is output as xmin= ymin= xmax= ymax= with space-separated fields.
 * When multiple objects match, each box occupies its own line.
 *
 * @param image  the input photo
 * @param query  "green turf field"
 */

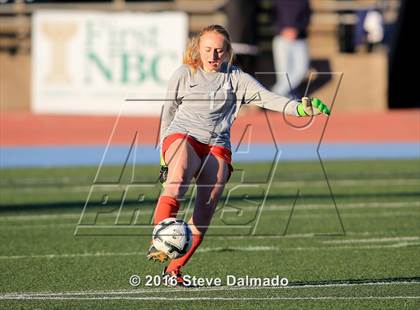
xmin=0 ymin=160 xmax=419 ymax=309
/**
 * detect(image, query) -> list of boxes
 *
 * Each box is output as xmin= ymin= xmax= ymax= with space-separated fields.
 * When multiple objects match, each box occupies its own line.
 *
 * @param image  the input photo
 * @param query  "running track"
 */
xmin=0 ymin=110 xmax=419 ymax=167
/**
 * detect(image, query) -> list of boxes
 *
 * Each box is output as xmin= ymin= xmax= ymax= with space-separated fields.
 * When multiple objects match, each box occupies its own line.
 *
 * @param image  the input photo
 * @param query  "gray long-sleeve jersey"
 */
xmin=160 ymin=64 xmax=300 ymax=150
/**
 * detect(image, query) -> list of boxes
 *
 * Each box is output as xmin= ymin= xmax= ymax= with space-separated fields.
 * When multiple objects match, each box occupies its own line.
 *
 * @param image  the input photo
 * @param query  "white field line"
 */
xmin=322 ymin=236 xmax=420 ymax=244
xmin=241 ymin=201 xmax=420 ymax=212
xmin=0 ymin=176 xmax=85 ymax=185
xmin=198 ymin=242 xmax=420 ymax=252
xmin=1 ymin=296 xmax=419 ymax=301
xmin=212 ymin=231 xmax=404 ymax=240
xmin=1 ymin=280 xmax=419 ymax=300
xmin=0 ymin=251 xmax=142 ymax=260
xmin=0 ymin=223 xmax=77 ymax=230
xmin=2 ymin=178 xmax=419 ymax=190
xmin=1 ymin=186 xmax=92 ymax=193
xmin=287 ymin=242 xmax=420 ymax=251
xmin=2 ymin=207 xmax=419 ymax=226
xmin=2 ymin=210 xmax=419 ymax=230
xmin=0 ymin=214 xmax=81 ymax=221
xmin=1 ymin=228 xmax=407 ymax=241
xmin=254 ymin=211 xmax=420 ymax=218
xmin=268 ymin=179 xmax=420 ymax=188
xmin=1 ymin=201 xmax=419 ymax=222
xmin=1 ymin=241 xmax=419 ymax=261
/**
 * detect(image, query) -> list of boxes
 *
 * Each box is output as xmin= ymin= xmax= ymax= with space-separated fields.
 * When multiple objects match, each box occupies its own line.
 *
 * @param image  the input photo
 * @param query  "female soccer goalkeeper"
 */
xmin=148 ymin=24 xmax=330 ymax=285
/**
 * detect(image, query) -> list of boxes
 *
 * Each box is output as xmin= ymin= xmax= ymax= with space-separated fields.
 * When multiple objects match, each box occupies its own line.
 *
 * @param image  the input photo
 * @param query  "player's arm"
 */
xmin=238 ymin=72 xmax=330 ymax=116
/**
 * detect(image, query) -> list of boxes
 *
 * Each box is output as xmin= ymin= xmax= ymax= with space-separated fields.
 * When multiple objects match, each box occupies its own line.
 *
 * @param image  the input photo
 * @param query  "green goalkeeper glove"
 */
xmin=159 ymin=152 xmax=168 ymax=185
xmin=297 ymin=97 xmax=330 ymax=116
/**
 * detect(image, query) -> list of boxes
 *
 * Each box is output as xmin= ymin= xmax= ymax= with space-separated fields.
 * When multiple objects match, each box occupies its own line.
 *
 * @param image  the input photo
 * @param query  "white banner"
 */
xmin=32 ymin=10 xmax=188 ymax=115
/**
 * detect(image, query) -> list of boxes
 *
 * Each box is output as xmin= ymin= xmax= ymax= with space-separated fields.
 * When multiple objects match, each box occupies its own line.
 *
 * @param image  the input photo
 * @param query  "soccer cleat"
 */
xmin=162 ymin=266 xmax=186 ymax=287
xmin=147 ymin=244 xmax=169 ymax=263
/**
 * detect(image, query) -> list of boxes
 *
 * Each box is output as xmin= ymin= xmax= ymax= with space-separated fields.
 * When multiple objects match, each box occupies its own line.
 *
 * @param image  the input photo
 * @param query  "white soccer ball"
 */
xmin=152 ymin=218 xmax=192 ymax=259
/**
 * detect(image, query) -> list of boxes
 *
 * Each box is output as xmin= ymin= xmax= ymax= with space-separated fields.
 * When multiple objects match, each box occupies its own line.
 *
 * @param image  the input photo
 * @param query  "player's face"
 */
xmin=199 ymin=32 xmax=226 ymax=72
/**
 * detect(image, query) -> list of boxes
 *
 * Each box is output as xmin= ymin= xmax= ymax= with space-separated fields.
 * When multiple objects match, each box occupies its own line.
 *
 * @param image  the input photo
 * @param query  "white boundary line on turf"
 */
xmin=1 ymin=296 xmax=419 ymax=301
xmin=199 ymin=242 xmax=420 ymax=253
xmin=0 ymin=214 xmax=79 ymax=221
xmin=1 ymin=201 xmax=419 ymax=221
xmin=1 ymin=280 xmax=419 ymax=298
xmin=257 ymin=211 xmax=420 ymax=218
xmin=252 ymin=179 xmax=420 ymax=188
xmin=0 ymin=223 xmax=77 ymax=230
xmin=322 ymin=236 xmax=420 ymax=244
xmin=249 ymin=201 xmax=420 ymax=211
xmin=213 ymin=231 xmax=420 ymax=240
xmin=3 ymin=178 xmax=418 ymax=189
xmin=1 ymin=241 xmax=420 ymax=260
xmin=2 ymin=210 xmax=419 ymax=230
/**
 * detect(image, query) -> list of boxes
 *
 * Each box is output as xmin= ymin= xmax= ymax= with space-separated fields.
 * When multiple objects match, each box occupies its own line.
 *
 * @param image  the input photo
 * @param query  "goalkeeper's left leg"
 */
xmin=165 ymin=154 xmax=230 ymax=274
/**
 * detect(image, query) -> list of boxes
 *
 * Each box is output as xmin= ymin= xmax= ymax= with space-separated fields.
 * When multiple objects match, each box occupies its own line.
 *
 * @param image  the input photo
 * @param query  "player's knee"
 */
xmin=163 ymin=180 xmax=189 ymax=199
xmin=190 ymin=215 xmax=212 ymax=235
xmin=188 ymin=221 xmax=206 ymax=236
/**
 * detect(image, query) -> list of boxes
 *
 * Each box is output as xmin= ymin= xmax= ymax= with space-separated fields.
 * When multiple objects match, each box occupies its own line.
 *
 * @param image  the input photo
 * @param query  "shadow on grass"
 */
xmin=1 ymin=191 xmax=419 ymax=213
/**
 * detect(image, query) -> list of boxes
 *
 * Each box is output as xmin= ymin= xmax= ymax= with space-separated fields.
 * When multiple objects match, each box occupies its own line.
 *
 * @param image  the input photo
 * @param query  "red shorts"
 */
xmin=162 ymin=133 xmax=233 ymax=174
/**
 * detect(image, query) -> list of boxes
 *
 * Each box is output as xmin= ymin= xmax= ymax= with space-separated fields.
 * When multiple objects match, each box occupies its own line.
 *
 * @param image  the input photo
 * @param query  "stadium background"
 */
xmin=0 ymin=0 xmax=419 ymax=308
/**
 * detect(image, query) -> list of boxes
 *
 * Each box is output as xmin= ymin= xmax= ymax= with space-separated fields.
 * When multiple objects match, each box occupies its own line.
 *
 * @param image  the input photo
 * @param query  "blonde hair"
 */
xmin=183 ymin=24 xmax=234 ymax=73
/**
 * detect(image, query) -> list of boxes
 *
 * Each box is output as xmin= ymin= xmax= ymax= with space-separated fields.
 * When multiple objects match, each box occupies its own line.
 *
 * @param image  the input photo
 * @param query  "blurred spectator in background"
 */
xmin=363 ymin=9 xmax=384 ymax=52
xmin=271 ymin=0 xmax=311 ymax=97
xmin=223 ymin=0 xmax=258 ymax=75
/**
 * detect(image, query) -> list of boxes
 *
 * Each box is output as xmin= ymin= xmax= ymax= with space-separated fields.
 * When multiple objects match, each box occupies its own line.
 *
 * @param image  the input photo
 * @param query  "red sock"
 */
xmin=153 ymin=196 xmax=180 ymax=225
xmin=166 ymin=233 xmax=203 ymax=273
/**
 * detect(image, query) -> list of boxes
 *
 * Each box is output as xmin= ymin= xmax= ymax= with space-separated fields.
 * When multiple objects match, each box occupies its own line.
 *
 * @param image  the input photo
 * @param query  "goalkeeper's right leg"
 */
xmin=147 ymin=137 xmax=202 ymax=263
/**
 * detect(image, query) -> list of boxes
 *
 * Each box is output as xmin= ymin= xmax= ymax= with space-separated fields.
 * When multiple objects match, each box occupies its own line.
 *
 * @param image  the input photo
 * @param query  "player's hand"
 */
xmin=297 ymin=97 xmax=330 ymax=116
xmin=159 ymin=152 xmax=168 ymax=184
